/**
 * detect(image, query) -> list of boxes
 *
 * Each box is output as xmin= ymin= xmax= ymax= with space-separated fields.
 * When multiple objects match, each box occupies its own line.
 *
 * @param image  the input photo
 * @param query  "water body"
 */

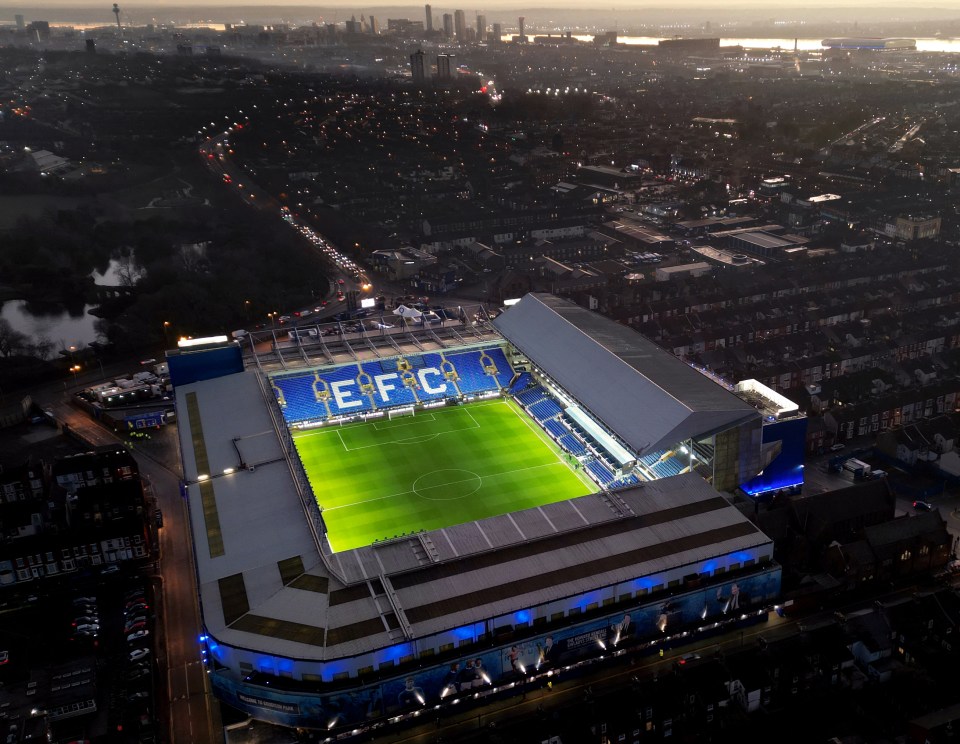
xmin=0 ymin=300 xmax=100 ymax=350
xmin=571 ymin=36 xmax=960 ymax=52
xmin=0 ymin=260 xmax=126 ymax=350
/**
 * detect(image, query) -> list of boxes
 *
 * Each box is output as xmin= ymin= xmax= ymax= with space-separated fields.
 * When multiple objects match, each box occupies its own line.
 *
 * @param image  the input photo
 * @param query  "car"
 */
xmin=128 ymin=668 xmax=150 ymax=681
xmin=127 ymin=630 xmax=150 ymax=643
xmin=0 ymin=651 xmax=8 ymax=665
xmin=913 ymin=500 xmax=934 ymax=511
xmin=75 ymin=624 xmax=99 ymax=633
xmin=125 ymin=589 xmax=145 ymax=600
xmin=129 ymin=648 xmax=151 ymax=662
xmin=72 ymin=596 xmax=97 ymax=605
xmin=101 ymin=565 xmax=120 ymax=576
xmin=126 ymin=604 xmax=149 ymax=615
xmin=127 ymin=691 xmax=150 ymax=701
xmin=372 ymin=322 xmax=394 ymax=330
xmin=829 ymin=443 xmax=846 ymax=452
xmin=75 ymin=605 xmax=97 ymax=616
xmin=278 ymin=315 xmax=291 ymax=322
xmin=72 ymin=616 xmax=99 ymax=626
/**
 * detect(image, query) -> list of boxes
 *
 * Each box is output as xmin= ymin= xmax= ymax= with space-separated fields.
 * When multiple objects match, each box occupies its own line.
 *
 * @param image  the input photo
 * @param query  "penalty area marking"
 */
xmin=372 ymin=412 xmax=437 ymax=431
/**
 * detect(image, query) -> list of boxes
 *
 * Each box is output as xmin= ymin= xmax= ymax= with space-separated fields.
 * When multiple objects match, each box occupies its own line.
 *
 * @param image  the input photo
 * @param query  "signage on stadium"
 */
xmin=329 ymin=369 xmax=450 ymax=409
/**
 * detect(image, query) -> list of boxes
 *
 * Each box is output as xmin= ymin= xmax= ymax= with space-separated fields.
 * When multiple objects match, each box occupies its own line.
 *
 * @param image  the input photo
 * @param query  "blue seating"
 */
xmin=530 ymin=398 xmax=563 ymax=423
xmin=359 ymin=360 xmax=418 ymax=407
xmin=559 ymin=434 xmax=587 ymax=457
xmin=544 ymin=419 xmax=567 ymax=440
xmin=272 ymin=347 xmax=513 ymax=424
xmin=272 ymin=374 xmax=329 ymax=424
xmin=482 ymin=346 xmax=515 ymax=387
xmin=618 ymin=474 xmax=640 ymax=487
xmin=447 ymin=350 xmax=496 ymax=394
xmin=517 ymin=386 xmax=546 ymax=407
xmin=509 ymin=371 xmax=533 ymax=394
xmin=587 ymin=460 xmax=615 ymax=487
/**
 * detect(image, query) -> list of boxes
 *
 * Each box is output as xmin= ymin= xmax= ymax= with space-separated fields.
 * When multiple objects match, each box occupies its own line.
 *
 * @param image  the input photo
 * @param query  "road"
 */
xmin=34 ymin=383 xmax=222 ymax=744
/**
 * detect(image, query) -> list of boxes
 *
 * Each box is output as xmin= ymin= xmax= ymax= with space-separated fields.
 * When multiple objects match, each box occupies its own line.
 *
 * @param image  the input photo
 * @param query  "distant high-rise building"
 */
xmin=410 ymin=48 xmax=426 ymax=85
xmin=85 ymin=38 xmax=96 ymax=53
xmin=476 ymin=14 xmax=486 ymax=42
xmin=442 ymin=13 xmax=453 ymax=38
xmin=491 ymin=22 xmax=502 ymax=43
xmin=14 ymin=14 xmax=24 ymax=30
xmin=345 ymin=15 xmax=362 ymax=33
xmin=454 ymin=9 xmax=466 ymax=40
xmin=26 ymin=20 xmax=49 ymax=40
xmin=518 ymin=16 xmax=526 ymax=43
xmin=425 ymin=4 xmax=433 ymax=32
xmin=436 ymin=53 xmax=452 ymax=81
xmin=368 ymin=15 xmax=379 ymax=34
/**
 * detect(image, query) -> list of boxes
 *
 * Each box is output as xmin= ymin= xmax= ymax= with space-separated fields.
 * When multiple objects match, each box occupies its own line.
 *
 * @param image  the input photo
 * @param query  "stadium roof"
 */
xmin=178 ymin=369 xmax=771 ymax=660
xmin=493 ymin=293 xmax=759 ymax=455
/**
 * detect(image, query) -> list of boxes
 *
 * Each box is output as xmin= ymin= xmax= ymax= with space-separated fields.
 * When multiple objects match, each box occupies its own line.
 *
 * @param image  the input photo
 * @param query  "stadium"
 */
xmin=171 ymin=293 xmax=793 ymax=733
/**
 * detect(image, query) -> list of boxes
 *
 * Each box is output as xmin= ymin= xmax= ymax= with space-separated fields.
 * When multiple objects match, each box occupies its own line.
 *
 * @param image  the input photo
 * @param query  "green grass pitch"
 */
xmin=292 ymin=399 xmax=596 ymax=552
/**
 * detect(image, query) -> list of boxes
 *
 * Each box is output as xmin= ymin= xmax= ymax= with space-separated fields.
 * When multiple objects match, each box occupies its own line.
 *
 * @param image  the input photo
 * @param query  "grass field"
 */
xmin=292 ymin=399 xmax=595 ymax=552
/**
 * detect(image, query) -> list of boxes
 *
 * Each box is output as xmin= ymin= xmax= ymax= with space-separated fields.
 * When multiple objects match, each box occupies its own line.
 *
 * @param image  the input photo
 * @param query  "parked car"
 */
xmin=72 ymin=616 xmax=99 ymax=626
xmin=129 ymin=648 xmax=151 ymax=662
xmin=127 ymin=630 xmax=150 ymax=643
xmin=124 ymin=622 xmax=147 ymax=635
xmin=72 ymin=596 xmax=97 ymax=605
xmin=75 ymin=624 xmax=99 ymax=633
xmin=913 ymin=500 xmax=934 ymax=511
xmin=125 ymin=603 xmax=149 ymax=615
xmin=128 ymin=668 xmax=150 ymax=681
xmin=101 ymin=565 xmax=120 ymax=576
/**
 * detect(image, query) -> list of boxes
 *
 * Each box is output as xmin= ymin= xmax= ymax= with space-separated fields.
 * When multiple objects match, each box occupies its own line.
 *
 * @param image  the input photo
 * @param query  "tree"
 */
xmin=0 ymin=319 xmax=29 ymax=358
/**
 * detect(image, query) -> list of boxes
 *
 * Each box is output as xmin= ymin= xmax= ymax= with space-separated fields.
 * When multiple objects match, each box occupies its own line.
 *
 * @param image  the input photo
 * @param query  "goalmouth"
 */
xmin=387 ymin=406 xmax=416 ymax=421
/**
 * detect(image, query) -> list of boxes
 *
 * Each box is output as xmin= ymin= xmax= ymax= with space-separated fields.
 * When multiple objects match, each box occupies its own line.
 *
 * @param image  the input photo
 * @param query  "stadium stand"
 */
xmin=482 ymin=346 xmax=516 ymax=387
xmin=272 ymin=347 xmax=512 ymax=423
xmin=446 ymin=350 xmax=496 ymax=394
xmin=508 ymin=371 xmax=533 ymax=394
xmin=559 ymin=434 xmax=588 ymax=457
xmin=530 ymin=398 xmax=563 ymax=422
xmin=586 ymin=460 xmax=615 ymax=487
xmin=516 ymin=386 xmax=547 ymax=407
xmin=543 ymin=419 xmax=567 ymax=440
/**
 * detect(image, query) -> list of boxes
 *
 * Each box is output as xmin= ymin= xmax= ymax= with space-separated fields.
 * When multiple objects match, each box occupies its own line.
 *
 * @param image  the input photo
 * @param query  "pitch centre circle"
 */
xmin=413 ymin=469 xmax=482 ymax=501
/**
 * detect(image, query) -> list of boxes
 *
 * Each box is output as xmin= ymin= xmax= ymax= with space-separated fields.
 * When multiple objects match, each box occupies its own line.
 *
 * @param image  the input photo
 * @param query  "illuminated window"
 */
xmin=439 ymin=643 xmax=454 ymax=653
xmin=357 ymin=667 xmax=373 ymax=676
xmin=900 ymin=549 xmax=912 ymax=561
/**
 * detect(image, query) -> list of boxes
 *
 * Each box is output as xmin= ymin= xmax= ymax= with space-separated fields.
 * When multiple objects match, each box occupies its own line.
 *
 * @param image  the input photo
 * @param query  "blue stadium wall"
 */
xmin=202 ymin=566 xmax=781 ymax=730
xmin=167 ymin=345 xmax=244 ymax=387
xmin=740 ymin=417 xmax=808 ymax=498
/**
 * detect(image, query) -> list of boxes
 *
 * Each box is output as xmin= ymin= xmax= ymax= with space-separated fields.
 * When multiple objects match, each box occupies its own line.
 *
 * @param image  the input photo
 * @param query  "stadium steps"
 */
xmin=438 ymin=354 xmax=465 ymax=397
xmin=693 ymin=440 xmax=715 ymax=463
xmin=559 ymin=434 xmax=587 ymax=457
xmin=482 ymin=346 xmax=516 ymax=387
xmin=516 ymin=386 xmax=546 ymax=407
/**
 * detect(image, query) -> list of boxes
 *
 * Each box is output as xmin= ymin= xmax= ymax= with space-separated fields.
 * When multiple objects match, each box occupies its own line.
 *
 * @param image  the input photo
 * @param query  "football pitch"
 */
xmin=292 ymin=399 xmax=595 ymax=552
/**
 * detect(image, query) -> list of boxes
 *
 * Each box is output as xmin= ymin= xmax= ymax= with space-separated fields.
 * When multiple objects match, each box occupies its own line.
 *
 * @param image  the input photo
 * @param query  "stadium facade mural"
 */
xmin=207 ymin=567 xmax=781 ymax=729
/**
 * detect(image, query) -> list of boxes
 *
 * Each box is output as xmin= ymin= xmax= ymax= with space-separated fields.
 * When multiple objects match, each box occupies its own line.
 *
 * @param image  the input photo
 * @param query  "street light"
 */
xmin=69 ymin=364 xmax=81 ymax=386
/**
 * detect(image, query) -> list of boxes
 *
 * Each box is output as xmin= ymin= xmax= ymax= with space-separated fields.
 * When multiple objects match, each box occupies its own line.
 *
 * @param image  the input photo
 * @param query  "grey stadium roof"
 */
xmin=178 ymin=368 xmax=771 ymax=661
xmin=493 ymin=293 xmax=758 ymax=455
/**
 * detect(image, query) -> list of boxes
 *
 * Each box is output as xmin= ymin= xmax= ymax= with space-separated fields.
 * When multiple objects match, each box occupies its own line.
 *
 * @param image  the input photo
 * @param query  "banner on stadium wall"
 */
xmin=211 ymin=567 xmax=781 ymax=729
